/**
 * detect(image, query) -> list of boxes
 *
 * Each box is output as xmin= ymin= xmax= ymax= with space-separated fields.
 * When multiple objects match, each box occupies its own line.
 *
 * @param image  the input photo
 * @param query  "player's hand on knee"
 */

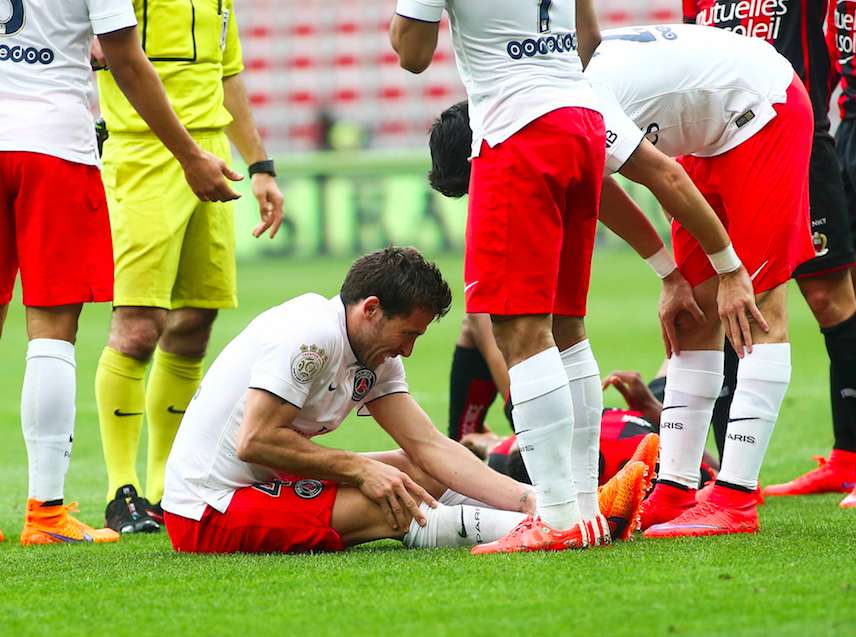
xmin=658 ymin=270 xmax=706 ymax=357
xmin=250 ymin=174 xmax=285 ymax=239
xmin=181 ymin=150 xmax=243 ymax=202
xmin=357 ymin=460 xmax=436 ymax=531
xmin=716 ymin=266 xmax=769 ymax=357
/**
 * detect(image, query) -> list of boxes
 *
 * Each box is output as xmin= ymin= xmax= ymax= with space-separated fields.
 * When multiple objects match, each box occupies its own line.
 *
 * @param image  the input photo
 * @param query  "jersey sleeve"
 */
xmin=395 ymin=0 xmax=445 ymax=22
xmin=87 ymin=0 xmax=137 ymax=35
xmin=357 ymin=357 xmax=409 ymax=414
xmin=222 ymin=0 xmax=244 ymax=78
xmin=593 ymin=83 xmax=644 ymax=176
xmin=682 ymin=0 xmax=699 ymax=23
xmin=248 ymin=327 xmax=335 ymax=409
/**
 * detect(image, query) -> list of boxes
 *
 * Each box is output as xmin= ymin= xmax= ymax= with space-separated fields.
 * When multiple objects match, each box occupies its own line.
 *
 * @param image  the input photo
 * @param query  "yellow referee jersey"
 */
xmin=98 ymin=0 xmax=244 ymax=133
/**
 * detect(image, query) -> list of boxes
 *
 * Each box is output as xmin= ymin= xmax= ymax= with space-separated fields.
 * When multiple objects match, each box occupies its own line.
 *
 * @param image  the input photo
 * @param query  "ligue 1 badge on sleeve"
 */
xmin=291 ymin=344 xmax=328 ymax=384
xmin=351 ymin=368 xmax=377 ymax=402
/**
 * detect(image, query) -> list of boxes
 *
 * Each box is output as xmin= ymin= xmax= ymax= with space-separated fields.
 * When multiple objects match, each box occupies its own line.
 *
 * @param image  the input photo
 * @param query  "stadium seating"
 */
xmin=237 ymin=0 xmax=680 ymax=152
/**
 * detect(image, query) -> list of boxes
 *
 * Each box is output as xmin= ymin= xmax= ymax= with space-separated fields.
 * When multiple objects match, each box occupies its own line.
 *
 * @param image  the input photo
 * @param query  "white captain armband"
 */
xmin=708 ymin=244 xmax=742 ymax=275
xmin=395 ymin=0 xmax=444 ymax=22
xmin=645 ymin=246 xmax=678 ymax=279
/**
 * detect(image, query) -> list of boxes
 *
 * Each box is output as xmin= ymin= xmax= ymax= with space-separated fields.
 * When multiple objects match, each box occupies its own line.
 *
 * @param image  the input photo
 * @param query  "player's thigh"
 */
xmin=172 ymin=132 xmax=237 ymax=310
xmin=12 ymin=153 xmax=113 ymax=307
xmin=793 ymin=131 xmax=856 ymax=279
xmin=752 ymin=282 xmax=789 ymax=343
xmin=103 ymin=135 xmax=195 ymax=309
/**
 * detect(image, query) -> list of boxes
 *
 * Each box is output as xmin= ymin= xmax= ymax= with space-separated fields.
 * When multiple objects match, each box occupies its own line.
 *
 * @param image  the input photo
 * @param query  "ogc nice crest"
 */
xmin=351 ymin=368 xmax=376 ymax=401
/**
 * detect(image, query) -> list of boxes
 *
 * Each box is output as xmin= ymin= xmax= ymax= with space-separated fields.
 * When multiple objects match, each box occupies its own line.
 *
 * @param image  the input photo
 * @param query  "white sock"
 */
xmin=510 ymin=347 xmax=578 ymax=529
xmin=21 ymin=339 xmax=76 ymax=502
xmin=658 ymin=351 xmax=724 ymax=489
xmin=718 ymin=343 xmax=791 ymax=490
xmin=560 ymin=340 xmax=602 ymax=520
xmin=402 ymin=503 xmax=526 ymax=548
xmin=439 ymin=489 xmax=489 ymax=508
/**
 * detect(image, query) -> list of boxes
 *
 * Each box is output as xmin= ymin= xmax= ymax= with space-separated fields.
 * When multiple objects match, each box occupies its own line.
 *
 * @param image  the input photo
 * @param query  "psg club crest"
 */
xmin=293 ymin=479 xmax=324 ymax=500
xmin=351 ymin=368 xmax=376 ymax=402
xmin=291 ymin=344 xmax=328 ymax=384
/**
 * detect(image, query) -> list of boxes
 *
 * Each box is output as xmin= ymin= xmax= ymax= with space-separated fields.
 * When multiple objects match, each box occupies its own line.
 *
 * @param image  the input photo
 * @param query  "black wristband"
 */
xmin=248 ymin=159 xmax=276 ymax=177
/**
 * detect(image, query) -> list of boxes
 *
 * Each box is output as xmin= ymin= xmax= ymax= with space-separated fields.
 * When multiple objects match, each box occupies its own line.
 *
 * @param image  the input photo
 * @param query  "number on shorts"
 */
xmin=0 ymin=0 xmax=25 ymax=36
xmin=538 ymin=0 xmax=552 ymax=33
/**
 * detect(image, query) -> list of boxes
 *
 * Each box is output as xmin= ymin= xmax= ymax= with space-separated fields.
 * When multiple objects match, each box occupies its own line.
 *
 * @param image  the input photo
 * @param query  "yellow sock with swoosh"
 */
xmin=145 ymin=348 xmax=204 ymax=504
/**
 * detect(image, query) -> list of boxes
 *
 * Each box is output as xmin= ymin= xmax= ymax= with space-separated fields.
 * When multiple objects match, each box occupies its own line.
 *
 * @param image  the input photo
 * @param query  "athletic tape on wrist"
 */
xmin=644 ymin=246 xmax=678 ymax=279
xmin=708 ymin=244 xmax=742 ymax=275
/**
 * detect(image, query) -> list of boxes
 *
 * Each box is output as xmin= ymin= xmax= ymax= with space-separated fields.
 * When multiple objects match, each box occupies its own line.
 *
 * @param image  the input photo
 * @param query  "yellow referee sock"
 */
xmin=145 ymin=348 xmax=204 ymax=504
xmin=96 ymin=347 xmax=148 ymax=501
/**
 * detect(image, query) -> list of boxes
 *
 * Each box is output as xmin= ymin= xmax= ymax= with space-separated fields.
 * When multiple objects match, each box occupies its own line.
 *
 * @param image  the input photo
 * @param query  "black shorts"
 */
xmin=793 ymin=131 xmax=856 ymax=278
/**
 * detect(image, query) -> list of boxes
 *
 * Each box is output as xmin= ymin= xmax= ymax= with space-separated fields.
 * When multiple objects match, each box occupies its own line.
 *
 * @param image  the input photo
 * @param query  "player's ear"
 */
xmin=362 ymin=296 xmax=382 ymax=319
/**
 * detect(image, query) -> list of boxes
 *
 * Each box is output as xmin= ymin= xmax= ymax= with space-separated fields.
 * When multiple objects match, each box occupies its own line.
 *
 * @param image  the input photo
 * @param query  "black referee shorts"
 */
xmin=793 ymin=130 xmax=856 ymax=278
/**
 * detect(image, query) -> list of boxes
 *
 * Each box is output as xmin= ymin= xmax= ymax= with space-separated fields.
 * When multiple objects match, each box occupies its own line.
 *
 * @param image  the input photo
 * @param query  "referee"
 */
xmin=94 ymin=0 xmax=284 ymax=533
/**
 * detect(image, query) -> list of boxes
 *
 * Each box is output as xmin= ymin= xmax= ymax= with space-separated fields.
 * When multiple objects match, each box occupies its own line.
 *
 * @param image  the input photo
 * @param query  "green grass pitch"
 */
xmin=1 ymin=251 xmax=854 ymax=637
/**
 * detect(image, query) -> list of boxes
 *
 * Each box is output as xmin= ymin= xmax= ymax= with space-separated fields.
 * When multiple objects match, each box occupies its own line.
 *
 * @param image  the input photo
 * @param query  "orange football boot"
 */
xmin=598 ymin=460 xmax=649 ymax=540
xmin=763 ymin=451 xmax=856 ymax=497
xmin=21 ymin=500 xmax=120 ymax=546
xmin=0 ymin=528 xmax=4 ymax=543
xmin=628 ymin=433 xmax=659 ymax=494
xmin=471 ymin=515 xmax=591 ymax=555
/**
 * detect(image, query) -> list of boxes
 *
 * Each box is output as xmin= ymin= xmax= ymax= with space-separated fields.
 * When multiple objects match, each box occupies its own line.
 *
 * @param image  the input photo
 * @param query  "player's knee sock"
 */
xmin=402 ymin=503 xmax=526 ymax=548
xmin=96 ymin=346 xmax=147 ymax=500
xmin=822 ymin=312 xmax=856 ymax=453
xmin=718 ymin=343 xmax=791 ymax=490
xmin=145 ymin=348 xmax=203 ymax=504
xmin=658 ymin=351 xmax=725 ymax=489
xmin=710 ymin=338 xmax=739 ymax=462
xmin=560 ymin=339 xmax=602 ymax=520
xmin=448 ymin=345 xmax=498 ymax=440
xmin=21 ymin=339 xmax=76 ymax=503
xmin=509 ymin=347 xmax=578 ymax=529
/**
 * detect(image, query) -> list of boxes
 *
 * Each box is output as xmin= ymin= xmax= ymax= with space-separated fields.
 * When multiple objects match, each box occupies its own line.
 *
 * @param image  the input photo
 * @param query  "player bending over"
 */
xmin=161 ymin=248 xmax=647 ymax=554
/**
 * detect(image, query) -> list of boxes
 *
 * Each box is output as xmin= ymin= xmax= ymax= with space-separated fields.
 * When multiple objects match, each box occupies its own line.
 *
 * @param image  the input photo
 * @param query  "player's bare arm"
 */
xmin=222 ymin=73 xmax=284 ymax=239
xmin=619 ymin=139 xmax=769 ymax=355
xmin=97 ymin=27 xmax=243 ymax=203
xmin=368 ymin=393 xmax=536 ymax=515
xmin=235 ymin=388 xmax=435 ymax=531
xmin=389 ymin=12 xmax=441 ymax=74
xmin=574 ymin=0 xmax=601 ymax=68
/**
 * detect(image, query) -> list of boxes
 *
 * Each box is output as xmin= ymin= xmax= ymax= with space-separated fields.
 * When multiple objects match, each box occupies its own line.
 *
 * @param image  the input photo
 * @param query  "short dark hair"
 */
xmin=428 ymin=101 xmax=473 ymax=199
xmin=340 ymin=247 xmax=452 ymax=320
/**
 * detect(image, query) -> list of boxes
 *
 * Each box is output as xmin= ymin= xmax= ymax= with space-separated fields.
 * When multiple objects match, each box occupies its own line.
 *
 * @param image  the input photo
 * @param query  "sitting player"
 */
xmin=162 ymin=248 xmax=648 ymax=554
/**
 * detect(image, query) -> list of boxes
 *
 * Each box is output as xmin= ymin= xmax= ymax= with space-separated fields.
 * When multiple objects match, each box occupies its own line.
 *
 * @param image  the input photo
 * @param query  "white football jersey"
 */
xmin=163 ymin=294 xmax=409 ymax=520
xmin=0 ymin=0 xmax=136 ymax=165
xmin=588 ymin=24 xmax=795 ymax=172
xmin=395 ymin=0 xmax=600 ymax=157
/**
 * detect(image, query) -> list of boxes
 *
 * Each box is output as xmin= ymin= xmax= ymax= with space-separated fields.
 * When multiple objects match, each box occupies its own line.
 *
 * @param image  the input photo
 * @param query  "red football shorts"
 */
xmin=672 ymin=75 xmax=815 ymax=293
xmin=164 ymin=478 xmax=344 ymax=554
xmin=0 ymin=151 xmax=113 ymax=306
xmin=465 ymin=107 xmax=606 ymax=316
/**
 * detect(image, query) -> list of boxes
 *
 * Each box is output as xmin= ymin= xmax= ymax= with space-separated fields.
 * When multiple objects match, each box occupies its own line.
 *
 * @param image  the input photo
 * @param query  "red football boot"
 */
xmin=471 ymin=515 xmax=592 ymax=555
xmin=644 ymin=484 xmax=758 ymax=538
xmin=697 ymin=482 xmax=764 ymax=506
xmin=763 ymin=450 xmax=856 ymax=497
xmin=639 ymin=481 xmax=696 ymax=530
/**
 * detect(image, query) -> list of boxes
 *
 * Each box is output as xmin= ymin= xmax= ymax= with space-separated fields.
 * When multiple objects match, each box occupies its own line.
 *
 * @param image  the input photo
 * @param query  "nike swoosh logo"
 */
xmin=750 ymin=260 xmax=769 ymax=281
xmin=44 ymin=531 xmax=90 ymax=543
xmin=328 ymin=383 xmax=337 ymax=392
xmin=113 ymin=409 xmax=142 ymax=417
xmin=841 ymin=388 xmax=856 ymax=399
xmin=657 ymin=523 xmax=719 ymax=531
xmin=167 ymin=405 xmax=185 ymax=414
xmin=457 ymin=506 xmax=468 ymax=538
xmin=728 ymin=417 xmax=759 ymax=423
xmin=464 ymin=281 xmax=479 ymax=294
xmin=660 ymin=405 xmax=688 ymax=412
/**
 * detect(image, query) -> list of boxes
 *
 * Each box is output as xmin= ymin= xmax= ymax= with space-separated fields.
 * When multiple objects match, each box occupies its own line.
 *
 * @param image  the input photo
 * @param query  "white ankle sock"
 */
xmin=402 ymin=503 xmax=526 ymax=548
xmin=560 ymin=340 xmax=602 ymax=520
xmin=439 ymin=489 xmax=489 ymax=508
xmin=21 ymin=339 xmax=76 ymax=502
xmin=658 ymin=351 xmax=724 ymax=489
xmin=718 ymin=343 xmax=791 ymax=490
xmin=510 ymin=347 xmax=579 ymax=529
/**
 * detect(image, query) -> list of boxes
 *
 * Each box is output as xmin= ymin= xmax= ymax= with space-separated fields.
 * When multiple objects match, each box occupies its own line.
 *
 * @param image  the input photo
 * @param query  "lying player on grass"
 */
xmin=161 ymin=247 xmax=649 ymax=554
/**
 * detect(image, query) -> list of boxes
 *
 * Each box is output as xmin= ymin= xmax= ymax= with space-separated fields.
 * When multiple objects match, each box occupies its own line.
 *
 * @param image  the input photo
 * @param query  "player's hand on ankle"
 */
xmin=180 ymin=149 xmax=243 ymax=203
xmin=716 ymin=266 xmax=769 ymax=357
xmin=356 ymin=458 xmax=437 ymax=531
xmin=658 ymin=269 xmax=706 ymax=357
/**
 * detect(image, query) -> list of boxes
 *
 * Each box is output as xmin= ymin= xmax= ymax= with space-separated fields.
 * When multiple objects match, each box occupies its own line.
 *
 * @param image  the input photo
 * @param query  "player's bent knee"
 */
xmin=109 ymin=308 xmax=167 ymax=360
xmin=331 ymin=487 xmax=406 ymax=547
xmin=797 ymin=272 xmax=856 ymax=327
